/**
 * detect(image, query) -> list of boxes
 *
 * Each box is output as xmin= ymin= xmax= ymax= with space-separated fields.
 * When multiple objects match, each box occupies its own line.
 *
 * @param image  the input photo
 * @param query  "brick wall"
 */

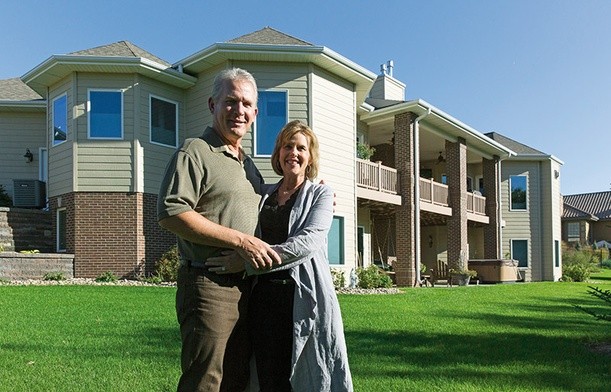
xmin=48 ymin=192 xmax=176 ymax=279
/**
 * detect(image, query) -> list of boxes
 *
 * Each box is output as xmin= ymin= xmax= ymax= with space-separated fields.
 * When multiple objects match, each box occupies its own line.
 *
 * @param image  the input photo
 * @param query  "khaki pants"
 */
xmin=176 ymin=265 xmax=251 ymax=392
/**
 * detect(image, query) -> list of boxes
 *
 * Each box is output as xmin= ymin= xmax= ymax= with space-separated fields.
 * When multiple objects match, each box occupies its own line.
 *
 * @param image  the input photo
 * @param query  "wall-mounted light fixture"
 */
xmin=24 ymin=148 xmax=33 ymax=163
xmin=554 ymin=170 xmax=560 ymax=179
xmin=428 ymin=235 xmax=433 ymax=248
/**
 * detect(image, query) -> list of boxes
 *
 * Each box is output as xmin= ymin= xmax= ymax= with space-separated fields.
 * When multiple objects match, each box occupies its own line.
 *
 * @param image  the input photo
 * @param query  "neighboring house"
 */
xmin=0 ymin=27 xmax=563 ymax=284
xmin=562 ymin=191 xmax=611 ymax=246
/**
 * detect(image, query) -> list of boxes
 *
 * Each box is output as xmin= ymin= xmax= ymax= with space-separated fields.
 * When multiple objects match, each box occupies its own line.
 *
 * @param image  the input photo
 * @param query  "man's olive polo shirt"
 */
xmin=157 ymin=126 xmax=263 ymax=264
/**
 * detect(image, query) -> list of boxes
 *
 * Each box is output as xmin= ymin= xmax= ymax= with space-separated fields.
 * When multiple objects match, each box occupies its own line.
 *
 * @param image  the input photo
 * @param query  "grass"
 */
xmin=0 ymin=271 xmax=609 ymax=392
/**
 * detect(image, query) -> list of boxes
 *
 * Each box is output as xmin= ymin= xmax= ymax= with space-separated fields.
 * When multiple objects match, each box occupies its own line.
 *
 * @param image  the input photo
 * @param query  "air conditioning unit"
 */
xmin=13 ymin=179 xmax=46 ymax=208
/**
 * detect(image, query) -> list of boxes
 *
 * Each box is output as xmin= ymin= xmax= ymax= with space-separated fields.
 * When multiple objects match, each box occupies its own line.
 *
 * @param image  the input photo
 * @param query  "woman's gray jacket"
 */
xmin=247 ymin=180 xmax=353 ymax=392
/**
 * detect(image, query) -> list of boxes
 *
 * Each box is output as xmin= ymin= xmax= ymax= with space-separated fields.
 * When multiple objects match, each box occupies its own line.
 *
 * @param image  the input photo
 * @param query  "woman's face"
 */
xmin=279 ymin=132 xmax=311 ymax=179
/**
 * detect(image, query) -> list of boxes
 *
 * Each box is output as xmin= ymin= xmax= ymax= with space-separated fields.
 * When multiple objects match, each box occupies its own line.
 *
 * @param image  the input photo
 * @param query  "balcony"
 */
xmin=356 ymin=158 xmax=488 ymax=222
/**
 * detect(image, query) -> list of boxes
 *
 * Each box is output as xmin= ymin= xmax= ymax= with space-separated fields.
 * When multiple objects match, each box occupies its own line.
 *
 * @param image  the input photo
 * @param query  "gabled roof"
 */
xmin=175 ymin=27 xmax=376 ymax=105
xmin=69 ymin=41 xmax=172 ymax=67
xmin=485 ymin=132 xmax=544 ymax=155
xmin=563 ymin=191 xmax=611 ymax=220
xmin=227 ymin=27 xmax=312 ymax=46
xmin=21 ymin=41 xmax=196 ymax=95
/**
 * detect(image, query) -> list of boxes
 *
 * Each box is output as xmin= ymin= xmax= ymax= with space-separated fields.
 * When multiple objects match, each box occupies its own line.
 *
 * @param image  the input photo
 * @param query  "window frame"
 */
xmin=52 ymin=93 xmax=68 ymax=146
xmin=327 ymin=216 xmax=345 ymax=265
xmin=87 ymin=89 xmax=124 ymax=140
xmin=567 ymin=222 xmax=580 ymax=242
xmin=511 ymin=239 xmax=529 ymax=268
xmin=253 ymin=89 xmax=288 ymax=157
xmin=509 ymin=175 xmax=528 ymax=211
xmin=149 ymin=94 xmax=178 ymax=148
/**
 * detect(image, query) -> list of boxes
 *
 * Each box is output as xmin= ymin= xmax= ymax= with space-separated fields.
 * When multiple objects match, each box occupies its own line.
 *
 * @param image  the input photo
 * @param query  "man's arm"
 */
xmin=159 ymin=210 xmax=280 ymax=269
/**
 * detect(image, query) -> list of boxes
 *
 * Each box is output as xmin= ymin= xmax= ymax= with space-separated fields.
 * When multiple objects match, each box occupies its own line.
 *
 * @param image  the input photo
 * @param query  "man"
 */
xmin=157 ymin=68 xmax=281 ymax=392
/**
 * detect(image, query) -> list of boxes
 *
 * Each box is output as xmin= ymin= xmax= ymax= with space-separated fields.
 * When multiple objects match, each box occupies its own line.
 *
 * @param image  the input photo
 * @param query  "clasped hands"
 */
xmin=206 ymin=236 xmax=281 ymax=274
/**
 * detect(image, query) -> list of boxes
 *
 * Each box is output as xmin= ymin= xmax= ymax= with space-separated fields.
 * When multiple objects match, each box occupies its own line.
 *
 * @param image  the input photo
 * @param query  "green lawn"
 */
xmin=1 ymin=272 xmax=609 ymax=392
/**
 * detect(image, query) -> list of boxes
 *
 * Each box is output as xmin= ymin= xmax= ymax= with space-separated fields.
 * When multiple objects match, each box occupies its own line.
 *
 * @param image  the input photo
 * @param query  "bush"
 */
xmin=95 ymin=271 xmax=118 ymax=283
xmin=601 ymin=259 xmax=611 ymax=269
xmin=330 ymin=268 xmax=345 ymax=289
xmin=356 ymin=265 xmax=393 ymax=289
xmin=0 ymin=185 xmax=12 ymax=207
xmin=42 ymin=272 xmax=66 ymax=281
xmin=155 ymin=245 xmax=179 ymax=282
xmin=561 ymin=249 xmax=598 ymax=282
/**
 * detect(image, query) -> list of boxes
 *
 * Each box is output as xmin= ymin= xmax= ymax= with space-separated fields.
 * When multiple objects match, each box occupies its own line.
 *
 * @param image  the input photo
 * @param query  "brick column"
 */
xmin=483 ymin=156 xmax=500 ymax=259
xmin=446 ymin=139 xmax=468 ymax=270
xmin=394 ymin=112 xmax=416 ymax=286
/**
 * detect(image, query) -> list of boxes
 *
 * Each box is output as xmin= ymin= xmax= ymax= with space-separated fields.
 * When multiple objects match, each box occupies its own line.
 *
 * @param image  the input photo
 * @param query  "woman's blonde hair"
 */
xmin=271 ymin=120 xmax=319 ymax=181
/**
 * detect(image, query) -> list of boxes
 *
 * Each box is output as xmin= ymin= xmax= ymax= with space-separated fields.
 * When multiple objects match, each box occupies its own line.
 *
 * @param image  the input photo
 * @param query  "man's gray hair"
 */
xmin=211 ymin=68 xmax=258 ymax=104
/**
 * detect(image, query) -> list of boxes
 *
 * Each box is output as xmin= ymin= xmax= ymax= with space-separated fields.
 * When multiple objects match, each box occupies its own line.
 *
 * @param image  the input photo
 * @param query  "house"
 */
xmin=562 ymin=191 xmax=611 ymax=246
xmin=484 ymin=132 xmax=564 ymax=281
xmin=0 ymin=27 xmax=563 ymax=284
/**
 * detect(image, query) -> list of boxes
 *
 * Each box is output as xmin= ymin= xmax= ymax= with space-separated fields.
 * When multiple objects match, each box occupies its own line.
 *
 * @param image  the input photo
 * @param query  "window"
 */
xmin=478 ymin=177 xmax=485 ymax=195
xmin=57 ymin=208 xmax=66 ymax=252
xmin=52 ymin=94 xmax=67 ymax=145
xmin=511 ymin=239 xmax=528 ymax=268
xmin=441 ymin=174 xmax=447 ymax=185
xmin=150 ymin=96 xmax=178 ymax=147
xmin=328 ymin=216 xmax=345 ymax=265
xmin=554 ymin=240 xmax=560 ymax=268
xmin=88 ymin=90 xmax=123 ymax=139
xmin=509 ymin=175 xmax=527 ymax=210
xmin=567 ymin=222 xmax=580 ymax=242
xmin=466 ymin=176 xmax=473 ymax=192
xmin=254 ymin=90 xmax=287 ymax=156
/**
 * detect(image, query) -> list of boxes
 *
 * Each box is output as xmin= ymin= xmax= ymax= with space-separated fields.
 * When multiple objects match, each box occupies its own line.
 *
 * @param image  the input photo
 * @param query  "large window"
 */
xmin=88 ymin=90 xmax=123 ymax=139
xmin=150 ymin=95 xmax=178 ymax=147
xmin=52 ymin=94 xmax=67 ymax=145
xmin=567 ymin=222 xmax=580 ymax=242
xmin=555 ymin=240 xmax=560 ymax=268
xmin=328 ymin=216 xmax=345 ymax=265
xmin=511 ymin=239 xmax=528 ymax=268
xmin=254 ymin=90 xmax=287 ymax=156
xmin=509 ymin=175 xmax=527 ymax=210
xmin=57 ymin=208 xmax=66 ymax=252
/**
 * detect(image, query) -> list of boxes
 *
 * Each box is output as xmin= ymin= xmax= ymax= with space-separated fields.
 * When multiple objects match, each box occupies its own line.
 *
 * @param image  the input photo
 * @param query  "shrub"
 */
xmin=356 ymin=265 xmax=393 ymax=289
xmin=42 ymin=272 xmax=66 ymax=281
xmin=561 ymin=249 xmax=598 ymax=282
xmin=155 ymin=245 xmax=179 ymax=282
xmin=95 ymin=271 xmax=118 ymax=283
xmin=0 ymin=185 xmax=12 ymax=207
xmin=330 ymin=268 xmax=345 ymax=289
xmin=601 ymin=259 xmax=611 ymax=269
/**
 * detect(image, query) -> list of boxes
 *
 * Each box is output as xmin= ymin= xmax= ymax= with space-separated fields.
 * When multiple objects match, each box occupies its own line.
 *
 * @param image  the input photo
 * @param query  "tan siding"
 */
xmin=311 ymin=67 xmax=357 ymax=270
xmin=49 ymin=76 xmax=75 ymax=197
xmin=0 ymin=111 xmax=46 ymax=197
xmin=136 ymin=75 xmax=186 ymax=195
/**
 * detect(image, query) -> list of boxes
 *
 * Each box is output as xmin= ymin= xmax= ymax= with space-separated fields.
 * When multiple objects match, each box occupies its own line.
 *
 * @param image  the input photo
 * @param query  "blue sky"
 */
xmin=1 ymin=0 xmax=609 ymax=195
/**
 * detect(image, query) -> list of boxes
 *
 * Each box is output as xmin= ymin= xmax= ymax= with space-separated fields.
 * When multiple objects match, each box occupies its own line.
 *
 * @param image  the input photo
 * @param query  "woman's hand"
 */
xmin=205 ymin=250 xmax=246 ymax=274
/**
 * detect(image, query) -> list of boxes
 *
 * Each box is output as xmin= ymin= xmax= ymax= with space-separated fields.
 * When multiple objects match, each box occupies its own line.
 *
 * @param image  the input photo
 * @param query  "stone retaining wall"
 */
xmin=0 ymin=252 xmax=74 ymax=280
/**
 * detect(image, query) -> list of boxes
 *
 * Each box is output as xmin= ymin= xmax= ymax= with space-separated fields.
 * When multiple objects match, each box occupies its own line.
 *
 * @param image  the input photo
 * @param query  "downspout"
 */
xmin=496 ymin=156 xmax=503 ymax=259
xmin=413 ymin=108 xmax=431 ymax=285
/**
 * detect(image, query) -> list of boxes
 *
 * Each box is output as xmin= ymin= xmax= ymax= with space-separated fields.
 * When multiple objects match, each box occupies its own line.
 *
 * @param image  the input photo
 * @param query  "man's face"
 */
xmin=209 ymin=79 xmax=258 ymax=145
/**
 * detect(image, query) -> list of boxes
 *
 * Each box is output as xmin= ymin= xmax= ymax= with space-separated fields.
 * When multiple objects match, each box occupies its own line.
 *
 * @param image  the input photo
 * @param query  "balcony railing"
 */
xmin=419 ymin=177 xmax=449 ymax=207
xmin=356 ymin=159 xmax=486 ymax=215
xmin=356 ymin=159 xmax=397 ymax=194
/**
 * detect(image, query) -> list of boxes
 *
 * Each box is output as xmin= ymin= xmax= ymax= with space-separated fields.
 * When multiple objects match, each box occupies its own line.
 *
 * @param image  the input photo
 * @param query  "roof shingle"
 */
xmin=0 ymin=78 xmax=43 ymax=101
xmin=227 ymin=27 xmax=313 ymax=46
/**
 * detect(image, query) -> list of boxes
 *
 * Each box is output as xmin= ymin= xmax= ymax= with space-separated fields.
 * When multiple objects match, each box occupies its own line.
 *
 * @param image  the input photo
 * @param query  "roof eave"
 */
xmin=175 ymin=43 xmax=376 ymax=103
xmin=22 ymin=55 xmax=197 ymax=95
xmin=0 ymin=100 xmax=46 ymax=112
xmin=361 ymin=99 xmax=516 ymax=159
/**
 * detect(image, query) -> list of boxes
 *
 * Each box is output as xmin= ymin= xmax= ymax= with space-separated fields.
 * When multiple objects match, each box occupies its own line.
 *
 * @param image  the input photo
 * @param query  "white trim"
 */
xmin=149 ymin=94 xmax=179 ymax=148
xmin=56 ymin=207 xmax=67 ymax=252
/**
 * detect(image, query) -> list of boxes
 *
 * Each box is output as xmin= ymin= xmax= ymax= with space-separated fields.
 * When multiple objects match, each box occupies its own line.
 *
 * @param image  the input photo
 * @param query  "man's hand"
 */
xmin=237 ymin=235 xmax=281 ymax=269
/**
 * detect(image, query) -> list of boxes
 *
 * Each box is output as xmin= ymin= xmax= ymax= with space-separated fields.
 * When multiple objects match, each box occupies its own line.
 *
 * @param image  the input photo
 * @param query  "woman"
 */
xmin=207 ymin=120 xmax=353 ymax=391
